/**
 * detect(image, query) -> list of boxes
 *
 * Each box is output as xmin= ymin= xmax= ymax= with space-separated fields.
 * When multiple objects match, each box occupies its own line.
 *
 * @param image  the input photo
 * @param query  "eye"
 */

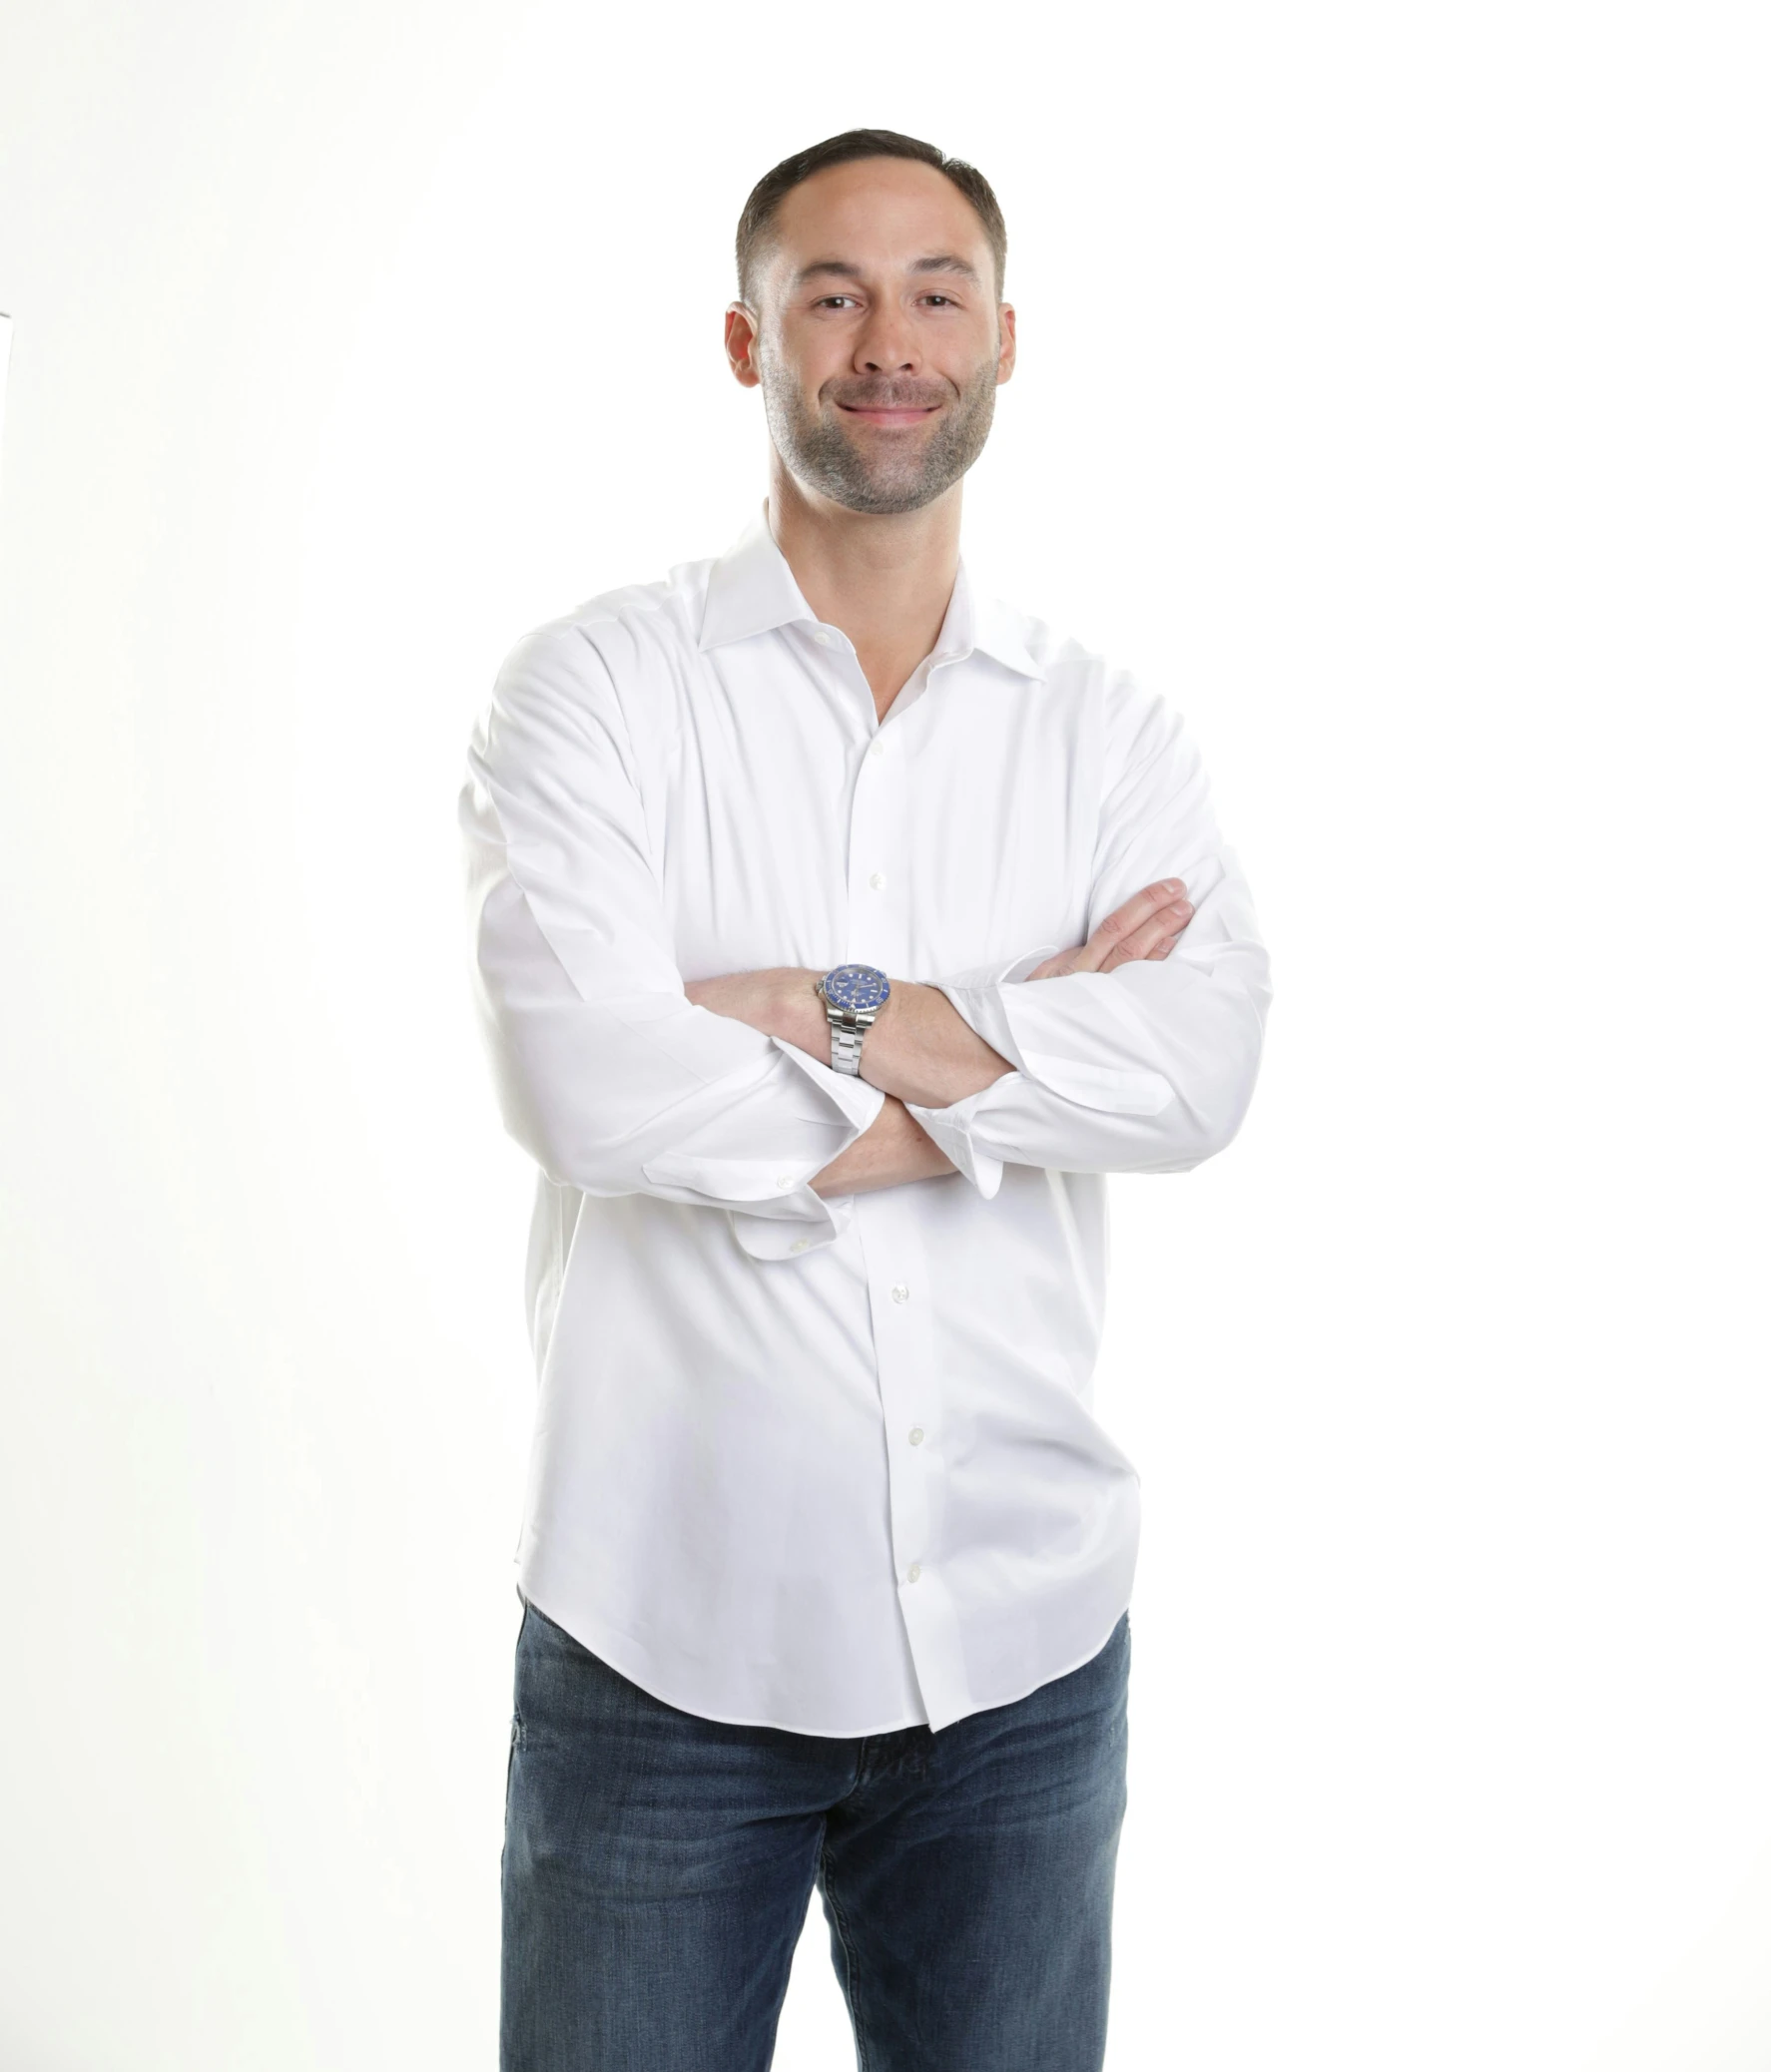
xmin=814 ymin=294 xmax=860 ymax=309
xmin=922 ymin=294 xmax=955 ymax=307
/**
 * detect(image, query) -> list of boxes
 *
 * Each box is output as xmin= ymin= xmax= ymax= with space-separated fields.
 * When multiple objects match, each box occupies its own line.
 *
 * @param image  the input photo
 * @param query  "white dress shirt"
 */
xmin=459 ymin=508 xmax=1271 ymax=1736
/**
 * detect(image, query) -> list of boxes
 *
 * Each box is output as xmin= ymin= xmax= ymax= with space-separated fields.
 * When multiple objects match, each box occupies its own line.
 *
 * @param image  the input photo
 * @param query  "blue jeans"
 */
xmin=501 ymin=1596 xmax=1131 ymax=2071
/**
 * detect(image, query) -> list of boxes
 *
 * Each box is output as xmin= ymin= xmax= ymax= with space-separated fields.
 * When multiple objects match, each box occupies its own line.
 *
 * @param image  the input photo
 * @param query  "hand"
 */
xmin=686 ymin=963 xmax=1010 ymax=1115
xmin=683 ymin=967 xmax=829 ymax=1059
xmin=811 ymin=1095 xmax=957 ymax=1196
xmin=1025 ymin=879 xmax=1194 ymax=981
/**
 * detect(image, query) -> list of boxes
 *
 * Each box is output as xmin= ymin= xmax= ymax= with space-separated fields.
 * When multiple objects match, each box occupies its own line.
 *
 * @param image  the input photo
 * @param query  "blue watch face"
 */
xmin=823 ymin=963 xmax=890 ymax=1012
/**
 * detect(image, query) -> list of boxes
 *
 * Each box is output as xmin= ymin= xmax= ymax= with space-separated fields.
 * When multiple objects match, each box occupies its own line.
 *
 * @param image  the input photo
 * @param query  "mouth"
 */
xmin=836 ymin=403 xmax=942 ymax=426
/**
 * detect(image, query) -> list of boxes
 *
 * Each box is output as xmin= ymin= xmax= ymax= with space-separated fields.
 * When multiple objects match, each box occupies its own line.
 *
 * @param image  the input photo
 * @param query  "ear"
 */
xmin=725 ymin=303 xmax=763 ymax=389
xmin=994 ymin=302 xmax=1017 ymax=385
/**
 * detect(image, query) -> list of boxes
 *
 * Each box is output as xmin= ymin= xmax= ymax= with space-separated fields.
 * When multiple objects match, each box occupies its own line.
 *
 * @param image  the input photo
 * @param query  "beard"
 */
xmin=759 ymin=353 xmax=1000 ymax=515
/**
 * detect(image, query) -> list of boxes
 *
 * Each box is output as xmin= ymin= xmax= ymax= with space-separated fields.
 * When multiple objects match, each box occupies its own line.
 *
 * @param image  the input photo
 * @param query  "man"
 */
xmin=460 ymin=128 xmax=1270 ymax=2072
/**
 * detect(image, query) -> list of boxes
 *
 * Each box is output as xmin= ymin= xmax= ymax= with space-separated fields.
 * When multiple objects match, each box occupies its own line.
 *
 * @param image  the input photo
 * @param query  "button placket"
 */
xmin=854 ymin=1193 xmax=942 ymax=1623
xmin=841 ymin=697 xmax=937 ymax=1624
xmin=845 ymin=681 xmax=905 ymax=961
xmin=846 ymin=741 xmax=890 ymax=961
xmin=864 ymin=1185 xmax=970 ymax=1718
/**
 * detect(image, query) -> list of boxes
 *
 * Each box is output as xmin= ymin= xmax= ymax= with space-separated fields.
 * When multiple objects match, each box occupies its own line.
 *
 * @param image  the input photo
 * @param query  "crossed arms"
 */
xmin=460 ymin=623 xmax=1271 ymax=1263
xmin=683 ymin=877 xmax=1201 ymax=1200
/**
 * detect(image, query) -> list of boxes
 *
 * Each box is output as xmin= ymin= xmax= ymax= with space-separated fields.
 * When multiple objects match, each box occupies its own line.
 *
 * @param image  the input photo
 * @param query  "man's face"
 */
xmin=729 ymin=158 xmax=1016 ymax=516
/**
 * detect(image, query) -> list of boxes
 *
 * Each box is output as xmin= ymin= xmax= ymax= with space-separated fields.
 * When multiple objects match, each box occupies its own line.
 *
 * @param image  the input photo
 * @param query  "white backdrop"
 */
xmin=2 ymin=3 xmax=1767 ymax=2067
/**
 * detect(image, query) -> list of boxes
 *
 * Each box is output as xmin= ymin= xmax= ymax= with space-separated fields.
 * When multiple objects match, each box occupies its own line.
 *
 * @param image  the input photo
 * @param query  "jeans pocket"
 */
xmin=504 ymin=1712 xmax=521 ymax=1816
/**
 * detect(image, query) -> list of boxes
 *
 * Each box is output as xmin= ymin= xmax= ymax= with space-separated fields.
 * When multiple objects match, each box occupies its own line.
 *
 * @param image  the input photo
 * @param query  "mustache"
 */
xmin=826 ymin=381 xmax=952 ymax=410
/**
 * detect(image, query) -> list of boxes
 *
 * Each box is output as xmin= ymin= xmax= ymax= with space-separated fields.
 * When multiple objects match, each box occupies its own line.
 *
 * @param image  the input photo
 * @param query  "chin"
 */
xmin=836 ymin=482 xmax=948 ymax=517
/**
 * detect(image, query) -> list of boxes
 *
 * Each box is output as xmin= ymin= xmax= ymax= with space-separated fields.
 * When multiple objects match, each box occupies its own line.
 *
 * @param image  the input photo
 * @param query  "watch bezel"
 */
xmin=818 ymin=962 xmax=891 ymax=1018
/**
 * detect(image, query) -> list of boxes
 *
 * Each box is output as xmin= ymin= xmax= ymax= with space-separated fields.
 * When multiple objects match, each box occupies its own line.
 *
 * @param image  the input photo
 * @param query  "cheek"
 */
xmin=950 ymin=342 xmax=1004 ymax=395
xmin=948 ymin=322 xmax=1004 ymax=375
xmin=771 ymin=310 xmax=843 ymax=355
xmin=767 ymin=334 xmax=848 ymax=401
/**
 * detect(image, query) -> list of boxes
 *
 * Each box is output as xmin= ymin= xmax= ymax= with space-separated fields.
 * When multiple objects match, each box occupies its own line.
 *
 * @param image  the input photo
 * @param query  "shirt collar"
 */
xmin=698 ymin=506 xmax=1043 ymax=682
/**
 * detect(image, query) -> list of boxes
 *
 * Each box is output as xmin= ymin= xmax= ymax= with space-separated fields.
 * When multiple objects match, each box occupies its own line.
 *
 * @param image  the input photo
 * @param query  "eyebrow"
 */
xmin=792 ymin=254 xmax=983 ymax=288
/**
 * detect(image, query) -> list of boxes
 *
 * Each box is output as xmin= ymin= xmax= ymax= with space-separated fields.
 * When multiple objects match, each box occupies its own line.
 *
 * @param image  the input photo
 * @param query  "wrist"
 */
xmin=863 ymin=979 xmax=1013 ymax=1110
xmin=814 ymin=961 xmax=891 ymax=1077
xmin=790 ymin=967 xmax=836 ymax=1064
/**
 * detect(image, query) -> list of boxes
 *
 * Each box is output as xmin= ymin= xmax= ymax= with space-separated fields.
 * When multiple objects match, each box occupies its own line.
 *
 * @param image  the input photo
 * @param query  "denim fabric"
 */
xmin=501 ymin=1595 xmax=1131 ymax=2071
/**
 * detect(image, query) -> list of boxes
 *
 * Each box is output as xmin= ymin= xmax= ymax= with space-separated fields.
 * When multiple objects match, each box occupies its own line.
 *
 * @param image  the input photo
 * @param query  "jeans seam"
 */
xmin=819 ymin=1832 xmax=875 ymax=2072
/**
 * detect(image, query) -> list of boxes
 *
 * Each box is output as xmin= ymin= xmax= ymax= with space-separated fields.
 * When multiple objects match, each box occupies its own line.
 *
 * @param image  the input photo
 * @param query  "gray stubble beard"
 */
xmin=758 ymin=352 xmax=1000 ymax=516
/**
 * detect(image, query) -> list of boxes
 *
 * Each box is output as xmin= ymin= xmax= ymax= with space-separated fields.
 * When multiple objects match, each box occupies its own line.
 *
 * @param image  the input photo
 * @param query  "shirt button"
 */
xmin=908 ymin=1427 xmax=924 ymax=1445
xmin=790 ymin=1239 xmax=811 ymax=1254
xmin=869 ymin=739 xmax=885 ymax=760
xmin=775 ymin=1173 xmax=794 ymax=1190
xmin=813 ymin=630 xmax=833 ymax=647
xmin=890 ymin=1283 xmax=909 ymax=1303
xmin=869 ymin=870 xmax=887 ymax=890
xmin=906 ymin=1563 xmax=921 ymax=1584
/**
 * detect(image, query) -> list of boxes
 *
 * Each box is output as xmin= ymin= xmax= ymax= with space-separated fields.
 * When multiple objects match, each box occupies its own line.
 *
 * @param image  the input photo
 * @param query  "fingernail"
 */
xmin=1164 ymin=878 xmax=1185 ymax=893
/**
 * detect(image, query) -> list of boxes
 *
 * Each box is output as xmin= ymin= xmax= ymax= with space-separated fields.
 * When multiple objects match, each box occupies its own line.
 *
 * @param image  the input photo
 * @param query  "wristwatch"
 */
xmin=815 ymin=962 xmax=891 ymax=1075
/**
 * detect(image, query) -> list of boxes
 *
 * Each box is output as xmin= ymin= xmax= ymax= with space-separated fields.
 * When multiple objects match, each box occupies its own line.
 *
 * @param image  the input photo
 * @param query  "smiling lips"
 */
xmin=834 ymin=394 xmax=943 ymax=426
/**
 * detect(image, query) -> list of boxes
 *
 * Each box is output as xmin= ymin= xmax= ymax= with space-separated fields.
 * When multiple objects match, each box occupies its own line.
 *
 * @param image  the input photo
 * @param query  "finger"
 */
xmin=1074 ymin=879 xmax=1190 ymax=973
xmin=1093 ymin=898 xmax=1193 ymax=969
xmin=1129 ymin=877 xmax=1189 ymax=926
xmin=1096 ymin=896 xmax=1194 ymax=971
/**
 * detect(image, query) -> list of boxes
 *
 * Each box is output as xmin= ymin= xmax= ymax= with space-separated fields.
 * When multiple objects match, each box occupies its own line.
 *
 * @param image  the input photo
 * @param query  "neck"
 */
xmin=766 ymin=457 xmax=962 ymax=723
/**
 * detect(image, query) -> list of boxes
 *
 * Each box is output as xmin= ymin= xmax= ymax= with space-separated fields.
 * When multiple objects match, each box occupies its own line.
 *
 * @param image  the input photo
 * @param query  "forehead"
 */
xmin=766 ymin=157 xmax=993 ymax=280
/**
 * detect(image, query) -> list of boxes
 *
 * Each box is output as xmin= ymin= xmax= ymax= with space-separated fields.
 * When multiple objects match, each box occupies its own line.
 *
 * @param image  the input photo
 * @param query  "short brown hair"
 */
xmin=735 ymin=129 xmax=1008 ymax=307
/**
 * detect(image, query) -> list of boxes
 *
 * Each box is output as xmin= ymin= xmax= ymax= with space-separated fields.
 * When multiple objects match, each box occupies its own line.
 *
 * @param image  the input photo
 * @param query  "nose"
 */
xmin=853 ymin=303 xmax=918 ymax=376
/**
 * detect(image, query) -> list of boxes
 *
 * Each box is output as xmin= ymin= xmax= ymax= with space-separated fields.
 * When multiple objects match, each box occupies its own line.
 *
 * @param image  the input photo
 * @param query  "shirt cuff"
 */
xmin=908 ymin=945 xmax=1179 ymax=1190
xmin=727 ymin=1037 xmax=886 ymax=1260
xmin=901 ymin=1081 xmax=1015 ymax=1199
xmin=898 ymin=944 xmax=1057 ymax=1196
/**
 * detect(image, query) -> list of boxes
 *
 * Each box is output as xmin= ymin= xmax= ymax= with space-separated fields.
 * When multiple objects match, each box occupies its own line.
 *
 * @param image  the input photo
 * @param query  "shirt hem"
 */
xmin=923 ymin=1593 xmax=1133 ymax=1734
xmin=515 ymin=1576 xmax=1132 ymax=1740
xmin=516 ymin=1580 xmax=933 ymax=1739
